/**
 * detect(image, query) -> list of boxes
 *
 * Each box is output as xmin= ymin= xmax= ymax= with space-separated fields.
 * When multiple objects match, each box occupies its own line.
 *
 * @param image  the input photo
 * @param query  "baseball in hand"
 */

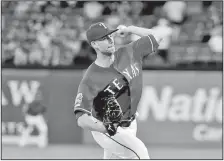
xmin=116 ymin=25 xmax=129 ymax=37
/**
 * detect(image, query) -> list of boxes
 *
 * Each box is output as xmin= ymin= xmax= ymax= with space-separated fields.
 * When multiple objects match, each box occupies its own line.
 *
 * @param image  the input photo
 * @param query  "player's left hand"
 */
xmin=116 ymin=25 xmax=129 ymax=37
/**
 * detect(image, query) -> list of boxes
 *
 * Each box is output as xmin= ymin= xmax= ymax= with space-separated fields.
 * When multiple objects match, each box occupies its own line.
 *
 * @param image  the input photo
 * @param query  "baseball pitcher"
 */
xmin=74 ymin=22 xmax=163 ymax=159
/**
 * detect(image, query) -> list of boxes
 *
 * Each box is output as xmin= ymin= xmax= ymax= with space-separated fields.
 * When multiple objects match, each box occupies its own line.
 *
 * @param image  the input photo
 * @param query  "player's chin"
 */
xmin=107 ymin=46 xmax=115 ymax=53
xmin=102 ymin=51 xmax=113 ymax=56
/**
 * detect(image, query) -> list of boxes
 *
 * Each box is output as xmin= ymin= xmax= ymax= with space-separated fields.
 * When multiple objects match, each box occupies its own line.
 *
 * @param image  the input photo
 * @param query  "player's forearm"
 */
xmin=127 ymin=25 xmax=163 ymax=43
xmin=77 ymin=113 xmax=107 ymax=133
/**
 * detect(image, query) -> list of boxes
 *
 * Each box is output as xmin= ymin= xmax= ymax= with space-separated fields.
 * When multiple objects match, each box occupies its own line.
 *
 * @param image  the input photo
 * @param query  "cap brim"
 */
xmin=88 ymin=29 xmax=118 ymax=44
xmin=106 ymin=29 xmax=119 ymax=36
xmin=98 ymin=29 xmax=118 ymax=39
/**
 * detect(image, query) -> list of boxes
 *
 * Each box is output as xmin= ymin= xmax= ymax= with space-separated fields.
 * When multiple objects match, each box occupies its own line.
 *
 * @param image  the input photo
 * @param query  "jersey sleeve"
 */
xmin=132 ymin=34 xmax=159 ymax=59
xmin=73 ymin=82 xmax=93 ymax=117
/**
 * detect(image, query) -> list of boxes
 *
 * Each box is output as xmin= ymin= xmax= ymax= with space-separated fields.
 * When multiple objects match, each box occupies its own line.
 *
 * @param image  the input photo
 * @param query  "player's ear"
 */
xmin=90 ymin=41 xmax=95 ymax=47
xmin=91 ymin=41 xmax=98 ymax=49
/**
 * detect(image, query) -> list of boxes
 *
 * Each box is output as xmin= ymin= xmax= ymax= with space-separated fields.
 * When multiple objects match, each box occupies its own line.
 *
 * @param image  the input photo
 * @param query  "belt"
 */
xmin=119 ymin=114 xmax=136 ymax=127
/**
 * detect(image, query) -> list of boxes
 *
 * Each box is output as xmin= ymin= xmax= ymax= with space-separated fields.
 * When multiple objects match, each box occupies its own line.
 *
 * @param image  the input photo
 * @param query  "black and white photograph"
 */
xmin=1 ymin=0 xmax=223 ymax=160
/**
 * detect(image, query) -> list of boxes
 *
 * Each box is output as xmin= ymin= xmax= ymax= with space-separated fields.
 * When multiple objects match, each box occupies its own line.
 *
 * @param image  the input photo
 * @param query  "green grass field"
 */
xmin=2 ymin=144 xmax=222 ymax=159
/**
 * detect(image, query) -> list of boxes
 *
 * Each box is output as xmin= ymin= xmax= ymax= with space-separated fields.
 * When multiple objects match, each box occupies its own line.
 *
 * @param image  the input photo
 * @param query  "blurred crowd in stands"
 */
xmin=2 ymin=1 xmax=223 ymax=68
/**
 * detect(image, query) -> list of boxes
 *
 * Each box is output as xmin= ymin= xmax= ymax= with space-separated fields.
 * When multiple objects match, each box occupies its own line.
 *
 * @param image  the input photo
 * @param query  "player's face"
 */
xmin=95 ymin=34 xmax=115 ymax=56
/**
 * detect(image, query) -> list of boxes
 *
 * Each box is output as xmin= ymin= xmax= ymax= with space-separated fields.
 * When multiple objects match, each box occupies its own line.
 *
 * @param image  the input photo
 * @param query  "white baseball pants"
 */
xmin=91 ymin=119 xmax=150 ymax=159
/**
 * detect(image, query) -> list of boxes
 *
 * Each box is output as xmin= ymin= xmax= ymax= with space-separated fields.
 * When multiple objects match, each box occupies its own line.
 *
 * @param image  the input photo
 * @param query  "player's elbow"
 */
xmin=150 ymin=30 xmax=163 ymax=43
xmin=76 ymin=113 xmax=87 ymax=128
xmin=77 ymin=118 xmax=84 ymax=129
xmin=77 ymin=118 xmax=83 ymax=128
xmin=151 ymin=34 xmax=162 ymax=44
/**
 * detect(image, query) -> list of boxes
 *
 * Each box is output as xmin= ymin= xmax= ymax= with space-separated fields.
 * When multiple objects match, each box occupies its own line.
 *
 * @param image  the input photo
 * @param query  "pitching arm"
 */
xmin=117 ymin=25 xmax=161 ymax=58
xmin=127 ymin=25 xmax=163 ymax=43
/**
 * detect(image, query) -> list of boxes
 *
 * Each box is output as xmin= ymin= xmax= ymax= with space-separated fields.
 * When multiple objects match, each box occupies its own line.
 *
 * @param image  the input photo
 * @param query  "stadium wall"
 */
xmin=2 ymin=69 xmax=222 ymax=148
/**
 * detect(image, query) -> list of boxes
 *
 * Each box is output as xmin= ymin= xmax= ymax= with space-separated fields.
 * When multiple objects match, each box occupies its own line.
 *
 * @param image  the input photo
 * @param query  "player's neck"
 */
xmin=95 ymin=54 xmax=114 ymax=68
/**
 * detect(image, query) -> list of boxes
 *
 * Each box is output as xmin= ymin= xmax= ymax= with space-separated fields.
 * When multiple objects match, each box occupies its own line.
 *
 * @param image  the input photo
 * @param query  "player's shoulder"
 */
xmin=116 ymin=42 xmax=133 ymax=52
xmin=115 ymin=42 xmax=134 ymax=58
xmin=79 ymin=63 xmax=96 ymax=86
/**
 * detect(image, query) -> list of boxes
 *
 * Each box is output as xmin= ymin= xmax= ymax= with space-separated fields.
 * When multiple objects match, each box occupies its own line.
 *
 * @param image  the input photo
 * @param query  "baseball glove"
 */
xmin=102 ymin=96 xmax=123 ymax=136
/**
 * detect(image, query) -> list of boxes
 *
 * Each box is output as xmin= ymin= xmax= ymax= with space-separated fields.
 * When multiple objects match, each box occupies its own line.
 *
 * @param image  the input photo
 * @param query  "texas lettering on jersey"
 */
xmin=74 ymin=34 xmax=159 ymax=122
xmin=93 ymin=75 xmax=131 ymax=121
xmin=121 ymin=63 xmax=140 ymax=82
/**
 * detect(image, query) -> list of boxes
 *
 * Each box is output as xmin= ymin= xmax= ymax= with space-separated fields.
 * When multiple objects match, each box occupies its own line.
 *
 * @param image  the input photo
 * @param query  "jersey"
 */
xmin=74 ymin=34 xmax=159 ymax=122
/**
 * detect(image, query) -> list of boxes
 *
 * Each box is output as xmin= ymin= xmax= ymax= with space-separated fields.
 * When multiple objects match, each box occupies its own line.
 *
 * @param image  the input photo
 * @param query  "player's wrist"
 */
xmin=96 ymin=121 xmax=107 ymax=133
xmin=101 ymin=125 xmax=107 ymax=134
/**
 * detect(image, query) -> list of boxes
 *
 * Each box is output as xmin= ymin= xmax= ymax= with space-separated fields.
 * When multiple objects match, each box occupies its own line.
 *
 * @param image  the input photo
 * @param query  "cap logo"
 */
xmin=99 ymin=23 xmax=107 ymax=29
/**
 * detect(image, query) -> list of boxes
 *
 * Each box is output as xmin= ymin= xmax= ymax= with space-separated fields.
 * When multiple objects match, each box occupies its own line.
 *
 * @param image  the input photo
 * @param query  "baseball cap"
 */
xmin=86 ymin=22 xmax=118 ymax=43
